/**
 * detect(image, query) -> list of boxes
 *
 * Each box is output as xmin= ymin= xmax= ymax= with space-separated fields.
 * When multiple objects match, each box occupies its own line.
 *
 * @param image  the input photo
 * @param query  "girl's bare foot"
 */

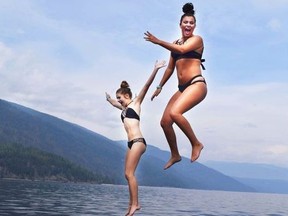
xmin=164 ymin=156 xmax=182 ymax=170
xmin=191 ymin=142 xmax=204 ymax=162
xmin=127 ymin=205 xmax=141 ymax=216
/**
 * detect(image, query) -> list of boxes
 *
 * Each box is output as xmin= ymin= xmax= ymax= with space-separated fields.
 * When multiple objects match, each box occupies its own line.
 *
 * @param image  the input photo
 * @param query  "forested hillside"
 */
xmin=0 ymin=143 xmax=103 ymax=182
xmin=0 ymin=99 xmax=123 ymax=184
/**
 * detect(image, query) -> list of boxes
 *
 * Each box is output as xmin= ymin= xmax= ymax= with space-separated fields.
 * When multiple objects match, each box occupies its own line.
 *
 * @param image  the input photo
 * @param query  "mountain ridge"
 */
xmin=0 ymin=98 xmax=273 ymax=193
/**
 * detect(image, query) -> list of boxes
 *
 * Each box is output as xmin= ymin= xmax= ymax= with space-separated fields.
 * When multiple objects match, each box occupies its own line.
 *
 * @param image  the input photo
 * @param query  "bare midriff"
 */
xmin=123 ymin=119 xmax=143 ymax=141
xmin=176 ymin=58 xmax=202 ymax=85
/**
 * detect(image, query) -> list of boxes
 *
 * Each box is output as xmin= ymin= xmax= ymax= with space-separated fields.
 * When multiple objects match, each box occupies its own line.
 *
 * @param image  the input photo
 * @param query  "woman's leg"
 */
xmin=161 ymin=91 xmax=182 ymax=169
xmin=170 ymin=83 xmax=207 ymax=162
xmin=125 ymin=142 xmax=146 ymax=216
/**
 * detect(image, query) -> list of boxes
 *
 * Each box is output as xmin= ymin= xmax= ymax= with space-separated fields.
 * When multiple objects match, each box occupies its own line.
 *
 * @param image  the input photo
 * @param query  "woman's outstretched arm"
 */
xmin=135 ymin=60 xmax=166 ymax=105
xmin=144 ymin=31 xmax=203 ymax=54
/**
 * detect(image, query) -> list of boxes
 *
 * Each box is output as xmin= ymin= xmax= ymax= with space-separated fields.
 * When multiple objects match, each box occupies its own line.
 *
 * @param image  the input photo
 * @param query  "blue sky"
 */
xmin=1 ymin=0 xmax=288 ymax=167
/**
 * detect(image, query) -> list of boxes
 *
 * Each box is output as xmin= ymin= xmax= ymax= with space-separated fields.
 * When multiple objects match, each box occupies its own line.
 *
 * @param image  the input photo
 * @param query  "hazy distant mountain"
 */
xmin=203 ymin=161 xmax=288 ymax=180
xmin=203 ymin=161 xmax=288 ymax=194
xmin=0 ymin=99 xmax=254 ymax=192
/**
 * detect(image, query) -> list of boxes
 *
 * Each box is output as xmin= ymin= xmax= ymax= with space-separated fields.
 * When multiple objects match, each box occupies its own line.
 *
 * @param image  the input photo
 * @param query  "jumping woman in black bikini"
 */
xmin=144 ymin=2 xmax=207 ymax=169
xmin=105 ymin=60 xmax=166 ymax=216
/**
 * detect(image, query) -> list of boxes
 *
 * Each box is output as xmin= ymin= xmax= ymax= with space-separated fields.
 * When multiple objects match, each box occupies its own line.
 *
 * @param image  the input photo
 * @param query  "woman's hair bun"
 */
xmin=182 ymin=2 xmax=194 ymax=15
xmin=120 ymin=81 xmax=130 ymax=89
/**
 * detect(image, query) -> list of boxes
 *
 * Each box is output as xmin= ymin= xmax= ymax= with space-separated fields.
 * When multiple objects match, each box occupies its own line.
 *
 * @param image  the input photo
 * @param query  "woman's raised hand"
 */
xmin=144 ymin=31 xmax=160 ymax=44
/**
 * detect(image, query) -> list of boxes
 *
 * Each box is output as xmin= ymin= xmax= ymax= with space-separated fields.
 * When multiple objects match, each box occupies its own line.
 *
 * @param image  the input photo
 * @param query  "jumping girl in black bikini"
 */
xmin=105 ymin=60 xmax=166 ymax=216
xmin=144 ymin=2 xmax=207 ymax=170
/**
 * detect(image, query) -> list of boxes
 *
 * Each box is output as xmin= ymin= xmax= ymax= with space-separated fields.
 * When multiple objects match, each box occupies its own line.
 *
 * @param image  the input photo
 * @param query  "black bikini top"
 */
xmin=171 ymin=39 xmax=206 ymax=70
xmin=121 ymin=107 xmax=140 ymax=122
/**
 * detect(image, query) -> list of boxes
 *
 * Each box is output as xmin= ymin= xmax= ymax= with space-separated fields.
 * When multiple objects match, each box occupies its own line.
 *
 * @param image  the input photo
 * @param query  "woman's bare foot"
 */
xmin=191 ymin=142 xmax=204 ymax=162
xmin=127 ymin=205 xmax=141 ymax=216
xmin=164 ymin=156 xmax=182 ymax=170
xmin=125 ymin=206 xmax=131 ymax=216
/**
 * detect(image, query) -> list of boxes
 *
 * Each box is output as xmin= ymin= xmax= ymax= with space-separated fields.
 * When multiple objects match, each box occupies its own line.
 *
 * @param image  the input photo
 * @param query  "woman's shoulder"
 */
xmin=186 ymin=35 xmax=203 ymax=47
xmin=189 ymin=35 xmax=203 ymax=42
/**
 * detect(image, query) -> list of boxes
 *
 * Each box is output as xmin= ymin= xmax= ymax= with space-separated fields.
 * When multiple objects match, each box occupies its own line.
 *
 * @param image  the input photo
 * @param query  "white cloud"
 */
xmin=193 ymin=82 xmax=288 ymax=166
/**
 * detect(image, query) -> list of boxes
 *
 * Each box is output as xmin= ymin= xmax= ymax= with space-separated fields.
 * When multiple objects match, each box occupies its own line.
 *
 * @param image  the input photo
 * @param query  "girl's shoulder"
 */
xmin=131 ymin=96 xmax=141 ymax=106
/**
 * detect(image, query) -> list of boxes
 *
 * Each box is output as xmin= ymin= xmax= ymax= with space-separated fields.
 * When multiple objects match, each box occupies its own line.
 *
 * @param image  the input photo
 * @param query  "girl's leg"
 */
xmin=170 ymin=83 xmax=207 ymax=162
xmin=161 ymin=92 xmax=182 ymax=169
xmin=125 ymin=142 xmax=146 ymax=216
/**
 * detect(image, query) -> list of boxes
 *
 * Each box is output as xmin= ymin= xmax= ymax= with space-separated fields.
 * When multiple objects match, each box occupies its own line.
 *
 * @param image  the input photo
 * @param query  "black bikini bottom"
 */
xmin=127 ymin=138 xmax=146 ymax=149
xmin=178 ymin=75 xmax=206 ymax=93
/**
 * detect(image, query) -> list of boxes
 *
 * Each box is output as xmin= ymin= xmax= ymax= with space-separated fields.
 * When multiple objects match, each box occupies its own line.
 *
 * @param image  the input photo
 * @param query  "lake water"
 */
xmin=0 ymin=179 xmax=287 ymax=216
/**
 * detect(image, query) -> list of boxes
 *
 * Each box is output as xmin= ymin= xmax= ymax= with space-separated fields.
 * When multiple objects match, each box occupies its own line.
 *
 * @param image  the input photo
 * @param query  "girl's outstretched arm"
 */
xmin=151 ymin=57 xmax=175 ymax=101
xmin=135 ymin=60 xmax=166 ymax=105
xmin=105 ymin=92 xmax=123 ymax=110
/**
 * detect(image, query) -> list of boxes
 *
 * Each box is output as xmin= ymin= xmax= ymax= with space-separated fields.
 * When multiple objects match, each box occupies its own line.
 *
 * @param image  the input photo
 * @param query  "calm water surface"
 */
xmin=0 ymin=179 xmax=287 ymax=216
